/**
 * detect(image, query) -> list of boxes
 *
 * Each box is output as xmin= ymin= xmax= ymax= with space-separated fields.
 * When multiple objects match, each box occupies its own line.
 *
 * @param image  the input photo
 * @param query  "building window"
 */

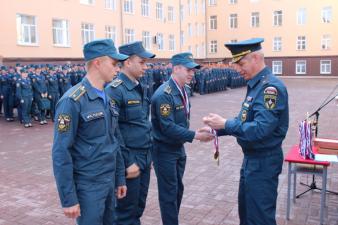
xmin=297 ymin=8 xmax=306 ymax=25
xmin=188 ymin=23 xmax=192 ymax=37
xmin=195 ymin=44 xmax=199 ymax=57
xmin=210 ymin=40 xmax=217 ymax=53
xmin=195 ymin=23 xmax=198 ymax=36
xmin=16 ymin=14 xmax=38 ymax=45
xmin=124 ymin=0 xmax=134 ymax=13
xmin=188 ymin=0 xmax=192 ymax=16
xmin=272 ymin=61 xmax=282 ymax=75
xmin=124 ymin=28 xmax=135 ymax=43
xmin=229 ymin=0 xmax=237 ymax=4
xmin=105 ymin=0 xmax=116 ymax=10
xmin=168 ymin=6 xmax=175 ymax=22
xmin=169 ymin=34 xmax=175 ymax=51
xmin=320 ymin=60 xmax=331 ymax=74
xmin=180 ymin=4 xmax=184 ymax=21
xmin=142 ymin=31 xmax=151 ymax=50
xmin=296 ymin=36 xmax=306 ymax=50
xmin=80 ymin=0 xmax=94 ymax=5
xmin=273 ymin=37 xmax=282 ymax=51
xmin=210 ymin=15 xmax=217 ymax=30
xmin=201 ymin=43 xmax=205 ymax=58
xmin=200 ymin=23 xmax=205 ymax=35
xmin=156 ymin=2 xmax=163 ymax=20
xmin=180 ymin=31 xmax=185 ymax=46
xmin=188 ymin=45 xmax=192 ymax=53
xmin=157 ymin=33 xmax=164 ymax=50
xmin=296 ymin=60 xmax=306 ymax=74
xmin=201 ymin=0 xmax=206 ymax=13
xmin=141 ymin=0 xmax=150 ymax=17
xmin=230 ymin=39 xmax=237 ymax=43
xmin=81 ymin=23 xmax=95 ymax=44
xmin=105 ymin=25 xmax=116 ymax=43
xmin=52 ymin=19 xmax=70 ymax=47
xmin=195 ymin=0 xmax=198 ymax=15
xmin=321 ymin=34 xmax=331 ymax=50
xmin=251 ymin=12 xmax=259 ymax=27
xmin=229 ymin=14 xmax=238 ymax=28
xmin=322 ymin=6 xmax=332 ymax=23
xmin=209 ymin=0 xmax=216 ymax=6
xmin=273 ymin=10 xmax=283 ymax=26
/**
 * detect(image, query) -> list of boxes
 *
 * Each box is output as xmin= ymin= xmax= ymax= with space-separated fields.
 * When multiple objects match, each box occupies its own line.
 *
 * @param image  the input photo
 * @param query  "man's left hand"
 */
xmin=116 ymin=185 xmax=127 ymax=199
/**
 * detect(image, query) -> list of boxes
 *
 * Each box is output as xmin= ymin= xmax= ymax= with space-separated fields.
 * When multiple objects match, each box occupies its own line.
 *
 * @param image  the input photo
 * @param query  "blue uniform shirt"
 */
xmin=52 ymin=77 xmax=126 ymax=207
xmin=151 ymin=78 xmax=195 ymax=147
xmin=106 ymin=73 xmax=152 ymax=167
xmin=217 ymin=67 xmax=289 ymax=154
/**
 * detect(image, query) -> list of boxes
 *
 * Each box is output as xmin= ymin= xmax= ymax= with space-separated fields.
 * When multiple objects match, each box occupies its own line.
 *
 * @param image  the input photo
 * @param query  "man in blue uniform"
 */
xmin=151 ymin=52 xmax=214 ymax=225
xmin=106 ymin=41 xmax=155 ymax=225
xmin=203 ymin=38 xmax=289 ymax=225
xmin=16 ymin=69 xmax=33 ymax=128
xmin=52 ymin=39 xmax=128 ymax=225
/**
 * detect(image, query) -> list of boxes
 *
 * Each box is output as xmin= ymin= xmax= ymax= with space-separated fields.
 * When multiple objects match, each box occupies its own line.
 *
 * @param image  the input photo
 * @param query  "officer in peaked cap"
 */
xmin=106 ymin=40 xmax=155 ymax=225
xmin=52 ymin=38 xmax=128 ymax=225
xmin=203 ymin=38 xmax=289 ymax=225
xmin=151 ymin=52 xmax=214 ymax=225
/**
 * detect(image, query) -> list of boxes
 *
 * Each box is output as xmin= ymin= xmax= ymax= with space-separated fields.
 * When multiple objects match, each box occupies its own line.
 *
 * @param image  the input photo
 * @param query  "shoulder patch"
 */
xmin=57 ymin=114 xmax=71 ymax=132
xmin=164 ymin=85 xmax=171 ymax=94
xmin=160 ymin=104 xmax=171 ymax=117
xmin=69 ymin=85 xmax=86 ymax=101
xmin=111 ymin=79 xmax=123 ymax=88
xmin=263 ymin=86 xmax=277 ymax=110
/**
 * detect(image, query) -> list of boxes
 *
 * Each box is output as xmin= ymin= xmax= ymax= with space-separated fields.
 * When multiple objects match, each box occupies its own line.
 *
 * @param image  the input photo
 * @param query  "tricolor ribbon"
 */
xmin=211 ymin=129 xmax=219 ymax=166
xmin=298 ymin=120 xmax=314 ymax=160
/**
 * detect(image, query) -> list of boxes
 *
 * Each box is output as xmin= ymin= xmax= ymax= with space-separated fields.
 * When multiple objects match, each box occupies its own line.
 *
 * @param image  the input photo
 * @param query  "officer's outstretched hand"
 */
xmin=126 ymin=163 xmax=140 ymax=179
xmin=194 ymin=128 xmax=214 ymax=142
xmin=203 ymin=113 xmax=227 ymax=130
xmin=63 ymin=204 xmax=81 ymax=219
xmin=116 ymin=185 xmax=127 ymax=199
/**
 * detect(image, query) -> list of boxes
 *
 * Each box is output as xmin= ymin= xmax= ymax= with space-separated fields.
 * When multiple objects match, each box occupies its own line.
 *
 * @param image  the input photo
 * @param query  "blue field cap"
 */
xmin=224 ymin=38 xmax=264 ymax=63
xmin=83 ymin=39 xmax=129 ymax=61
xmin=170 ymin=52 xmax=200 ymax=69
xmin=119 ymin=41 xmax=155 ymax=58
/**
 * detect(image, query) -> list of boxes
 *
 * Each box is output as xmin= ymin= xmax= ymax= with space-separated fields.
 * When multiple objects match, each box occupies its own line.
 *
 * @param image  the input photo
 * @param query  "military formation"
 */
xmin=0 ymin=61 xmax=244 ymax=128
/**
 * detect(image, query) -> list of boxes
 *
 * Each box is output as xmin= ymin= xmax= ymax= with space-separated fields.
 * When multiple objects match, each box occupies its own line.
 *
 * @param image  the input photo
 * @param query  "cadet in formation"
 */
xmin=52 ymin=39 xmax=128 ymax=225
xmin=203 ymin=38 xmax=289 ymax=225
xmin=151 ymin=52 xmax=214 ymax=225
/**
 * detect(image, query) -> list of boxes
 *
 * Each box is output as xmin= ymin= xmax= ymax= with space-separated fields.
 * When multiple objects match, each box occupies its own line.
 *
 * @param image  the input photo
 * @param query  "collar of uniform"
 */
xmin=82 ymin=77 xmax=102 ymax=101
xmin=247 ymin=67 xmax=270 ymax=89
xmin=119 ymin=72 xmax=138 ymax=90
xmin=168 ymin=78 xmax=181 ymax=95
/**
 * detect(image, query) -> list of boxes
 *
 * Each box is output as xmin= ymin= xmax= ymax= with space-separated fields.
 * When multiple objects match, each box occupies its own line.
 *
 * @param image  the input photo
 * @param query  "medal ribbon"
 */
xmin=211 ymin=128 xmax=220 ymax=166
xmin=172 ymin=78 xmax=190 ymax=119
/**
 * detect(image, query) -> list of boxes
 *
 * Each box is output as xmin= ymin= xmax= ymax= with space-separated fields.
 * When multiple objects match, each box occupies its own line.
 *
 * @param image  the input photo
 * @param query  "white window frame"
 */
xmin=321 ymin=34 xmax=331 ymax=50
xmin=195 ymin=44 xmax=199 ymax=57
xmin=273 ymin=37 xmax=282 ymax=51
xmin=80 ymin=0 xmax=95 ymax=5
xmin=81 ymin=23 xmax=95 ymax=45
xmin=156 ymin=2 xmax=163 ymax=20
xmin=180 ymin=31 xmax=185 ymax=46
xmin=157 ymin=33 xmax=164 ymax=50
xmin=210 ymin=15 xmax=217 ymax=30
xmin=296 ymin=36 xmax=306 ymax=50
xmin=168 ymin=34 xmax=175 ymax=51
xmin=229 ymin=14 xmax=238 ymax=29
xmin=105 ymin=0 xmax=116 ymax=10
xmin=251 ymin=12 xmax=259 ymax=27
xmin=180 ymin=4 xmax=184 ymax=21
xmin=208 ymin=0 xmax=216 ymax=6
xmin=210 ymin=40 xmax=217 ymax=53
xmin=322 ymin=6 xmax=332 ymax=23
xmin=141 ymin=0 xmax=150 ymax=17
xmin=201 ymin=0 xmax=206 ymax=13
xmin=142 ymin=31 xmax=151 ymax=50
xmin=124 ymin=0 xmax=134 ymax=14
xmin=168 ymin=6 xmax=175 ymax=22
xmin=188 ymin=0 xmax=192 ymax=16
xmin=16 ymin=14 xmax=38 ymax=46
xmin=52 ymin=19 xmax=70 ymax=47
xmin=297 ymin=8 xmax=306 ymax=25
xmin=229 ymin=0 xmax=237 ymax=4
xmin=188 ymin=23 xmax=192 ymax=37
xmin=105 ymin=25 xmax=116 ymax=43
xmin=194 ymin=0 xmax=198 ymax=15
xmin=296 ymin=60 xmax=306 ymax=74
xmin=272 ymin=61 xmax=282 ymax=75
xmin=273 ymin=10 xmax=283 ymax=26
xmin=124 ymin=28 xmax=135 ymax=44
xmin=320 ymin=60 xmax=331 ymax=74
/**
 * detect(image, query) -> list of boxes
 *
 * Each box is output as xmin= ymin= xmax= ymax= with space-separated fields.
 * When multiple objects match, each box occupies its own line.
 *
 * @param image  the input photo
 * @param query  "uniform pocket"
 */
xmin=80 ymin=111 xmax=106 ymax=138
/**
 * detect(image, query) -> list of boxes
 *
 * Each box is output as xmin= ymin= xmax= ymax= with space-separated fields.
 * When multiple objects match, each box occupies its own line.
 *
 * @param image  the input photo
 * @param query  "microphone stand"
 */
xmin=297 ymin=92 xmax=338 ymax=198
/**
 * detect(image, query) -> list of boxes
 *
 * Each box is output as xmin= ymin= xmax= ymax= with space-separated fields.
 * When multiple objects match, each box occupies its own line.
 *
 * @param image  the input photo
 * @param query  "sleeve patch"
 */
xmin=264 ymin=86 xmax=278 ymax=109
xmin=160 ymin=104 xmax=171 ymax=117
xmin=57 ymin=114 xmax=71 ymax=132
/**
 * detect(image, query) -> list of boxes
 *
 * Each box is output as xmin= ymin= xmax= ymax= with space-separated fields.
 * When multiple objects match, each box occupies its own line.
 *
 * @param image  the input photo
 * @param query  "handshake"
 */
xmin=194 ymin=113 xmax=227 ymax=142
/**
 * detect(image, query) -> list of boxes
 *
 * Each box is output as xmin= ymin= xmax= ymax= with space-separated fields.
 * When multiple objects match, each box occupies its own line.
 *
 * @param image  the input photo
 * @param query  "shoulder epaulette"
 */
xmin=164 ymin=85 xmax=171 ymax=94
xmin=69 ymin=85 xmax=86 ymax=101
xmin=111 ymin=78 xmax=123 ymax=88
